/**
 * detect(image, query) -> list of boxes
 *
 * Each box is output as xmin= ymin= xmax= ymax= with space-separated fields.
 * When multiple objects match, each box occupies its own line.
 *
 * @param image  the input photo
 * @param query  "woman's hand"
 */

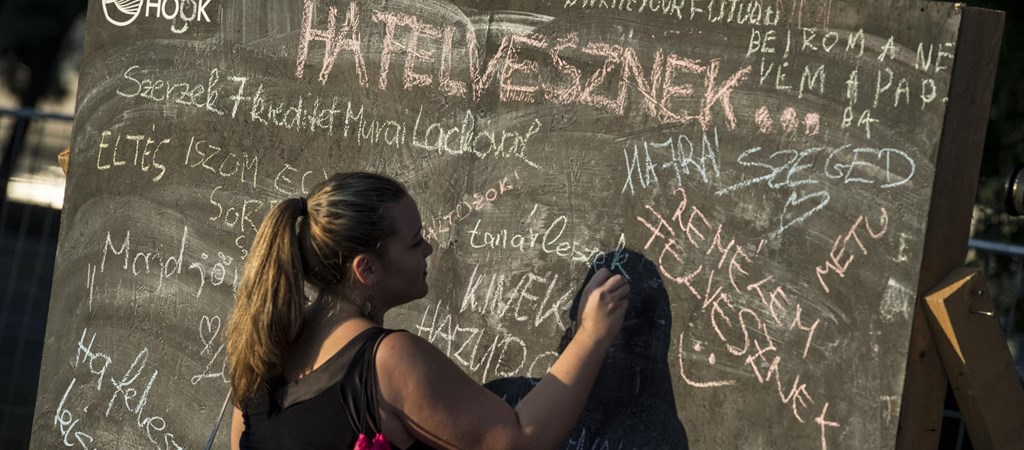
xmin=576 ymin=268 xmax=629 ymax=344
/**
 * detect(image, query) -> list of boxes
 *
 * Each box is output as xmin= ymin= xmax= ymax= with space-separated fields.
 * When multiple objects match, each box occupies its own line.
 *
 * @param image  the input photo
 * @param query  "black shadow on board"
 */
xmin=484 ymin=249 xmax=689 ymax=450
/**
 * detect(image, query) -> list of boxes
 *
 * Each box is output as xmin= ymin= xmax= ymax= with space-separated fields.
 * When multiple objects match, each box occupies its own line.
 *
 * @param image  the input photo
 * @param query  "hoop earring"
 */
xmin=361 ymin=291 xmax=375 ymax=317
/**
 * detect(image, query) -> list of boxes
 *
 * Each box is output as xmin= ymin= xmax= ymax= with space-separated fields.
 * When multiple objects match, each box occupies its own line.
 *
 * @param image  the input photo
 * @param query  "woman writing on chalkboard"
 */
xmin=225 ymin=172 xmax=630 ymax=450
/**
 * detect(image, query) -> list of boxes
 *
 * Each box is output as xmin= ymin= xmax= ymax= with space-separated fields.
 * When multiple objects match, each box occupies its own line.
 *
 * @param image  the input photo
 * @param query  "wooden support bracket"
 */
xmin=922 ymin=267 xmax=1024 ymax=450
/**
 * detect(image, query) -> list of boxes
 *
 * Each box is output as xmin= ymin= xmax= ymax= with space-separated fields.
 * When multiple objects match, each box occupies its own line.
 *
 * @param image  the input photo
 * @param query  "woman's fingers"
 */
xmin=603 ymin=274 xmax=626 ymax=289
xmin=576 ymin=268 xmax=631 ymax=340
xmin=608 ymin=281 xmax=630 ymax=299
xmin=588 ymin=268 xmax=613 ymax=288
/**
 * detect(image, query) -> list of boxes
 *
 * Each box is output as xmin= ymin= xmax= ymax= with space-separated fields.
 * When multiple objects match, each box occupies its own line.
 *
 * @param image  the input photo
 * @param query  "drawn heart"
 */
xmin=200 ymin=315 xmax=222 ymax=355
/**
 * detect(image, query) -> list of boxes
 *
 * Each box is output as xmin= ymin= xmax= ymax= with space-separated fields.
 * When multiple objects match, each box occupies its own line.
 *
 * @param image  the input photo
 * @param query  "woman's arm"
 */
xmin=377 ymin=269 xmax=628 ymax=449
xmin=231 ymin=406 xmax=244 ymax=450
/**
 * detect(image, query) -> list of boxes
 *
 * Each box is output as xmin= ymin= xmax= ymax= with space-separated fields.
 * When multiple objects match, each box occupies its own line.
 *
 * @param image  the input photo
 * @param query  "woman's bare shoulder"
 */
xmin=376 ymin=330 xmax=468 ymax=387
xmin=374 ymin=329 xmax=520 ymax=449
xmin=378 ymin=330 xmax=444 ymax=366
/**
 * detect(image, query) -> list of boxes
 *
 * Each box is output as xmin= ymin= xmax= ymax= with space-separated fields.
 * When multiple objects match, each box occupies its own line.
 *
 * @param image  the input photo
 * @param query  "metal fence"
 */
xmin=0 ymin=107 xmax=70 ymax=449
xmin=0 ymin=108 xmax=1020 ymax=448
xmin=968 ymin=238 xmax=1024 ymax=376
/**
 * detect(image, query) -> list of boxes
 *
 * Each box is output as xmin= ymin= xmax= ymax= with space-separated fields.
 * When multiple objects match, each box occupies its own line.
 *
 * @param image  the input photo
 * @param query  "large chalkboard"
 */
xmin=31 ymin=0 xmax=1001 ymax=448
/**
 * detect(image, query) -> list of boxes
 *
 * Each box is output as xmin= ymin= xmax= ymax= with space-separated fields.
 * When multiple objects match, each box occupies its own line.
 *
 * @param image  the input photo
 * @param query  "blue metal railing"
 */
xmin=969 ymin=238 xmax=1024 ymax=258
xmin=0 ymin=107 xmax=73 ymax=122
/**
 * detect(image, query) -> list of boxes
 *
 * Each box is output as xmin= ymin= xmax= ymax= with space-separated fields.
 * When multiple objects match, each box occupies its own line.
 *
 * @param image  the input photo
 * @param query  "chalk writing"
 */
xmin=622 ymin=127 xmax=721 ymax=194
xmin=53 ymin=378 xmax=95 ymax=449
xmin=184 ymin=136 xmax=259 ymax=188
xmin=296 ymin=1 xmax=753 ymax=130
xmin=881 ymin=395 xmax=899 ymax=425
xmin=753 ymin=106 xmax=820 ymax=136
xmin=879 ymin=278 xmax=914 ymax=322
xmin=116 ymin=65 xmax=344 ymax=135
xmin=716 ymin=145 xmax=915 ymax=234
xmin=71 ymin=328 xmax=185 ymax=449
xmin=417 ymin=302 xmax=554 ymax=381
xmin=117 ymin=65 xmax=224 ymax=114
xmin=748 ymin=27 xmax=864 ymax=60
xmin=815 ymin=208 xmax=889 ymax=293
xmin=340 ymin=103 xmax=544 ymax=167
xmin=96 ymin=224 xmax=241 ymax=301
xmin=460 ymin=265 xmax=575 ymax=330
xmin=225 ymin=75 xmax=344 ymax=133
xmin=467 ymin=205 xmax=603 ymax=264
xmin=100 ymin=226 xmax=189 ymax=295
xmin=187 ymin=252 xmax=240 ymax=300
xmin=424 ymin=173 xmax=520 ymax=243
xmin=191 ymin=315 xmax=228 ymax=385
xmin=637 ymin=187 xmax=836 ymax=447
xmin=96 ymin=128 xmax=169 ymax=182
xmin=564 ymin=0 xmax=783 ymax=26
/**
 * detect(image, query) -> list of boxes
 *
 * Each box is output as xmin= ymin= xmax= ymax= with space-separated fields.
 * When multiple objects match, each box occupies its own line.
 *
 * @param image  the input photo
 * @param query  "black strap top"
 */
xmin=240 ymin=327 xmax=433 ymax=450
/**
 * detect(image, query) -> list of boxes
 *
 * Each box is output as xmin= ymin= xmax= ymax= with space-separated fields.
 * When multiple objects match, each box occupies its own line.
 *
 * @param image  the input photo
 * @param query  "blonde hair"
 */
xmin=226 ymin=172 xmax=408 ymax=405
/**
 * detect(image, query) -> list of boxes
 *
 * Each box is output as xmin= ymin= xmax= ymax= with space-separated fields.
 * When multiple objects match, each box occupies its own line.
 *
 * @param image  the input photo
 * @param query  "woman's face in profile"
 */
xmin=373 ymin=195 xmax=434 ymax=307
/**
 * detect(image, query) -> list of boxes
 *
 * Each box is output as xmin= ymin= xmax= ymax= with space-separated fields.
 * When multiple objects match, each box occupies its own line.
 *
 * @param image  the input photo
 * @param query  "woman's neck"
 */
xmin=312 ymin=291 xmax=386 ymax=328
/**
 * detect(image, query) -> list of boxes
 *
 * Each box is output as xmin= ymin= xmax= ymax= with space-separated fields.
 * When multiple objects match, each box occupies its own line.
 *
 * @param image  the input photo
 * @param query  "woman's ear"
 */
xmin=351 ymin=254 xmax=376 ymax=287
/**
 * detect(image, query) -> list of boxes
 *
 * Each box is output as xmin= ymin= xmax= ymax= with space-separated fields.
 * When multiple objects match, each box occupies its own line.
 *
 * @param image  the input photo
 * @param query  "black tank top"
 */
xmin=240 ymin=327 xmax=433 ymax=449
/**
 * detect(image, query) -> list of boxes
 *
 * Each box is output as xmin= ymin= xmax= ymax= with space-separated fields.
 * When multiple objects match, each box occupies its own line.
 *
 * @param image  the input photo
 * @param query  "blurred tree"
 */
xmin=972 ymin=1 xmax=1024 ymax=241
xmin=965 ymin=0 xmax=1024 ymax=341
xmin=0 ymin=0 xmax=87 ymax=202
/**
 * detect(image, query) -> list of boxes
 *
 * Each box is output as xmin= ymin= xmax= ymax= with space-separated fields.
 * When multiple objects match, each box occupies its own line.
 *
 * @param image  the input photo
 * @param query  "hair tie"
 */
xmin=298 ymin=197 xmax=308 ymax=217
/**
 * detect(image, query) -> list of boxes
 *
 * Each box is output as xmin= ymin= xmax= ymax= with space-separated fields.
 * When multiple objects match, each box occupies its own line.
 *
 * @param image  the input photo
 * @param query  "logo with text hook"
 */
xmin=102 ymin=0 xmax=213 ymax=28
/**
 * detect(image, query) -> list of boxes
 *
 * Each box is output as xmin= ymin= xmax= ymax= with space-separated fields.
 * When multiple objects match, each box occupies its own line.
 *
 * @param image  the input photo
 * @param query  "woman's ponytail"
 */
xmin=226 ymin=198 xmax=307 ymax=406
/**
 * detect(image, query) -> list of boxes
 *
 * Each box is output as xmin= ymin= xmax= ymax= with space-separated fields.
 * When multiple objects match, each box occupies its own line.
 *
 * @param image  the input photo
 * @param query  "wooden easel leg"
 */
xmin=922 ymin=267 xmax=1024 ymax=450
xmin=897 ymin=301 xmax=949 ymax=450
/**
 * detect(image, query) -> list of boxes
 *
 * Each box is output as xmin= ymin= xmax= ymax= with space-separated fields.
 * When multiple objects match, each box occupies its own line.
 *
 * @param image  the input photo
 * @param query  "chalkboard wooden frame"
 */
xmin=895 ymin=6 xmax=1005 ymax=449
